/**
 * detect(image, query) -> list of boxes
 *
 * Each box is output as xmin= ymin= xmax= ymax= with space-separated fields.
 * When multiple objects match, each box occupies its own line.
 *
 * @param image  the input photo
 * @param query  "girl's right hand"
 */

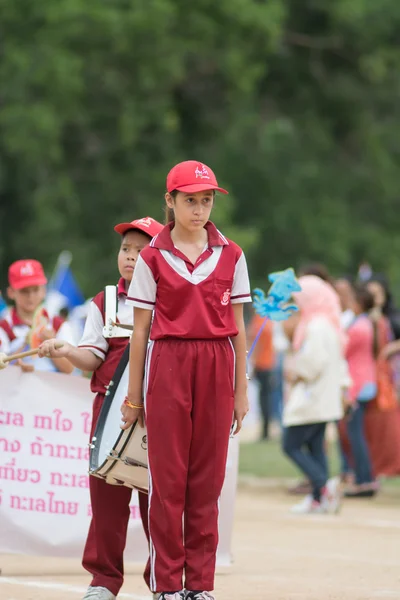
xmin=37 ymin=339 xmax=71 ymax=359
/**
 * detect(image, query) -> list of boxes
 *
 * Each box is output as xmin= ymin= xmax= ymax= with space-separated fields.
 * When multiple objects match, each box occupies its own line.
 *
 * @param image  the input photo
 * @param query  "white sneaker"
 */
xmin=323 ymin=476 xmax=342 ymax=514
xmin=290 ymin=494 xmax=326 ymax=514
xmin=185 ymin=593 xmax=215 ymax=600
xmin=82 ymin=587 xmax=116 ymax=600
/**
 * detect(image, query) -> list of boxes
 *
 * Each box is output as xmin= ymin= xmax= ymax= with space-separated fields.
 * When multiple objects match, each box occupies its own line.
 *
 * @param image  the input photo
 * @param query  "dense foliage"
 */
xmin=1 ymin=0 xmax=400 ymax=297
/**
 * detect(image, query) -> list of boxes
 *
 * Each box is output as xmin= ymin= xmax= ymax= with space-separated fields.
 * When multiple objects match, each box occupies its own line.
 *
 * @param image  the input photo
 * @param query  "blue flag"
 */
xmin=0 ymin=293 xmax=7 ymax=317
xmin=49 ymin=252 xmax=85 ymax=310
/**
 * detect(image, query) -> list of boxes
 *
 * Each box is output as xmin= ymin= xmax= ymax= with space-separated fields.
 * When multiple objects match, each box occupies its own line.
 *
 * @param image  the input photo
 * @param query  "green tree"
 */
xmin=1 ymin=0 xmax=400 ymax=300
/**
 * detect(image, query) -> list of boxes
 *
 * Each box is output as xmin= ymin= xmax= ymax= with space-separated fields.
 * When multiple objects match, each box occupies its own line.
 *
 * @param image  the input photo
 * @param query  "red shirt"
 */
xmin=126 ymin=221 xmax=251 ymax=340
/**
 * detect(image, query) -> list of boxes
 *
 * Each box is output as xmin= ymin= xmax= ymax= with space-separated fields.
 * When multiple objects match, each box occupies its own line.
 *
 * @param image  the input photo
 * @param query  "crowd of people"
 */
xmin=248 ymin=262 xmax=400 ymax=513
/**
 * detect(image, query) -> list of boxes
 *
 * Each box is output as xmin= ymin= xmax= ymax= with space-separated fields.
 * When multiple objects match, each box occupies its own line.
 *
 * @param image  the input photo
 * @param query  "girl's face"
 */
xmin=166 ymin=190 xmax=214 ymax=232
xmin=366 ymin=281 xmax=386 ymax=309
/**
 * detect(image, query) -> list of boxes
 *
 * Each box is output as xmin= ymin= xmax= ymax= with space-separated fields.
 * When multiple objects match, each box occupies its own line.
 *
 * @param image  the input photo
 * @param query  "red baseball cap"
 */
xmin=8 ymin=259 xmax=48 ymax=290
xmin=114 ymin=216 xmax=164 ymax=238
xmin=166 ymin=160 xmax=228 ymax=194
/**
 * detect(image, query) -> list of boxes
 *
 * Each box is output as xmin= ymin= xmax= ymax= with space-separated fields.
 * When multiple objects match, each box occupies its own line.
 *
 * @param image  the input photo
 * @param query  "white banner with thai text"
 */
xmin=0 ymin=367 xmax=237 ymax=565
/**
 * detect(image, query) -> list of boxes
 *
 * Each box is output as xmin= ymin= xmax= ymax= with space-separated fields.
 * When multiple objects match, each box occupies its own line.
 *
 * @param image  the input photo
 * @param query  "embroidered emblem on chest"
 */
xmin=220 ymin=289 xmax=231 ymax=306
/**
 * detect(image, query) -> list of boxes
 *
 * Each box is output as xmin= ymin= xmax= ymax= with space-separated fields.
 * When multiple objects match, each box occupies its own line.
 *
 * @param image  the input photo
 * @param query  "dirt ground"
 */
xmin=1 ymin=483 xmax=399 ymax=600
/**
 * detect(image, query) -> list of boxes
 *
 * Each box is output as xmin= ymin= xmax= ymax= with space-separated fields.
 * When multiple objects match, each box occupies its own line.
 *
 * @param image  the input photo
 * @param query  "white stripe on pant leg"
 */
xmin=228 ymin=337 xmax=236 ymax=435
xmin=228 ymin=337 xmax=236 ymax=388
xmin=144 ymin=340 xmax=154 ymax=396
xmin=144 ymin=341 xmax=157 ymax=592
xmin=148 ymin=463 xmax=156 ymax=592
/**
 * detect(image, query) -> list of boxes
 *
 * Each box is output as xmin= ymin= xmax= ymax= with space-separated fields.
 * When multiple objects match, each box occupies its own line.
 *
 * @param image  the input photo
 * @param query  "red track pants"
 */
xmin=145 ymin=339 xmax=235 ymax=593
xmin=82 ymin=393 xmax=151 ymax=595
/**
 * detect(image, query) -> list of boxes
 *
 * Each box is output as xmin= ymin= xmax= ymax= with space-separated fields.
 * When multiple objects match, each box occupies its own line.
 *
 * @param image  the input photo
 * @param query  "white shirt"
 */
xmin=283 ymin=316 xmax=347 ymax=426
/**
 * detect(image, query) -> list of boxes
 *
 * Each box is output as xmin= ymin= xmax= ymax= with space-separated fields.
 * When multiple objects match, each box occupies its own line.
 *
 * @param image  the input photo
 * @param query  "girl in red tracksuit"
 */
xmin=121 ymin=160 xmax=251 ymax=600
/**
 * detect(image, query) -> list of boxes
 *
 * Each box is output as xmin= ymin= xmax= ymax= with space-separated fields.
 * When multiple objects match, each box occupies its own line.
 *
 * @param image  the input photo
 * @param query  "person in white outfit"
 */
xmin=282 ymin=275 xmax=348 ymax=514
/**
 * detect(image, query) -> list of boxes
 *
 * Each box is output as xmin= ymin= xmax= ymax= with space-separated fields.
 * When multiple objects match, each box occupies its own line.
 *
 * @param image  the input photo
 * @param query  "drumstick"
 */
xmin=0 ymin=342 xmax=64 ymax=369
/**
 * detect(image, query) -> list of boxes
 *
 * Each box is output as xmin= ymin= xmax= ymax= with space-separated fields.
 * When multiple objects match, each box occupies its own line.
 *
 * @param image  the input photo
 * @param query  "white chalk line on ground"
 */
xmin=0 ymin=577 xmax=151 ymax=600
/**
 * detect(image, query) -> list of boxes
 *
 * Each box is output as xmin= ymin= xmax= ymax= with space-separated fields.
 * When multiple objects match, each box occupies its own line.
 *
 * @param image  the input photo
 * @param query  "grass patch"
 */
xmin=238 ymin=438 xmax=400 ymax=491
xmin=239 ymin=438 xmax=338 ymax=479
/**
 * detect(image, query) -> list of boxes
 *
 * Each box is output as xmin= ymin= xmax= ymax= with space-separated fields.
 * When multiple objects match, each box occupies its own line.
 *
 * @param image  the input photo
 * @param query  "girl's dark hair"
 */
xmin=353 ymin=283 xmax=375 ymax=313
xmin=367 ymin=273 xmax=400 ymax=340
xmin=165 ymin=190 xmax=178 ymax=224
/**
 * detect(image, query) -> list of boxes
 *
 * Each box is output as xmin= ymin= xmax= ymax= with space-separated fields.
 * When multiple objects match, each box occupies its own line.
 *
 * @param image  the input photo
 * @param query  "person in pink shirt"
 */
xmin=344 ymin=284 xmax=378 ymax=497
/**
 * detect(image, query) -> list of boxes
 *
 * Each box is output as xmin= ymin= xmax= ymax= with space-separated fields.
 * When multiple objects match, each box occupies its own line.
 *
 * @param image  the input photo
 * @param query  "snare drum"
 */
xmin=89 ymin=345 xmax=149 ymax=492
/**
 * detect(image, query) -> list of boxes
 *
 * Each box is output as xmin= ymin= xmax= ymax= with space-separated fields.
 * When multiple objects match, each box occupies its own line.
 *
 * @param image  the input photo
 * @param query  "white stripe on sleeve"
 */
xmin=126 ymin=254 xmax=157 ymax=311
xmin=231 ymin=251 xmax=252 ymax=304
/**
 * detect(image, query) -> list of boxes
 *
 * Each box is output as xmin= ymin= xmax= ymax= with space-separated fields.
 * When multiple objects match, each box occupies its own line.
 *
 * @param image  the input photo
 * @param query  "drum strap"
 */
xmin=102 ymin=285 xmax=131 ymax=338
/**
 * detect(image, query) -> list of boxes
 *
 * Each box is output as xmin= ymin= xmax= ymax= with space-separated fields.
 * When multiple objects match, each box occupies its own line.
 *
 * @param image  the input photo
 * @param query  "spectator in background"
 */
xmin=286 ymin=262 xmax=338 ymax=496
xmin=335 ymin=277 xmax=356 ymax=330
xmin=358 ymin=261 xmax=373 ymax=283
xmin=363 ymin=276 xmax=400 ymax=478
xmin=341 ymin=285 xmax=378 ymax=497
xmin=282 ymin=276 xmax=344 ymax=514
xmin=248 ymin=312 xmax=275 ymax=440
xmin=367 ymin=272 xmax=400 ymax=396
xmin=0 ymin=259 xmax=74 ymax=373
xmin=340 ymin=277 xmax=400 ymax=482
xmin=271 ymin=320 xmax=290 ymax=429
xmin=366 ymin=274 xmax=400 ymax=340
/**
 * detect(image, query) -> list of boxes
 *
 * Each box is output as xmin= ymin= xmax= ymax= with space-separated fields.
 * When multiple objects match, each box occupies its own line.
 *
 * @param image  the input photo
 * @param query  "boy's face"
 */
xmin=7 ymin=285 xmax=46 ymax=315
xmin=118 ymin=230 xmax=151 ymax=282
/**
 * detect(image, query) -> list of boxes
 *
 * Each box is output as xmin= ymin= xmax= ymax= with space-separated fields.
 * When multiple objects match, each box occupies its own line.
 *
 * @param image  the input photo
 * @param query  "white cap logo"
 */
xmin=195 ymin=165 xmax=210 ymax=180
xmin=20 ymin=262 xmax=35 ymax=276
xmin=135 ymin=217 xmax=153 ymax=228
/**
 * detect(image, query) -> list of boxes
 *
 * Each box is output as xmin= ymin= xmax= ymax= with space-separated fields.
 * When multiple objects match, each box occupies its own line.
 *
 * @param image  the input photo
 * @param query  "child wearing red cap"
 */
xmin=39 ymin=217 xmax=164 ymax=600
xmin=123 ymin=161 xmax=252 ymax=600
xmin=0 ymin=259 xmax=74 ymax=373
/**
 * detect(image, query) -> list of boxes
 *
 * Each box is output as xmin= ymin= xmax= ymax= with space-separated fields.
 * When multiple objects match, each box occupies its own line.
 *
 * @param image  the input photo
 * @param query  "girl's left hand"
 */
xmin=120 ymin=402 xmax=145 ymax=430
xmin=233 ymin=391 xmax=249 ymax=435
